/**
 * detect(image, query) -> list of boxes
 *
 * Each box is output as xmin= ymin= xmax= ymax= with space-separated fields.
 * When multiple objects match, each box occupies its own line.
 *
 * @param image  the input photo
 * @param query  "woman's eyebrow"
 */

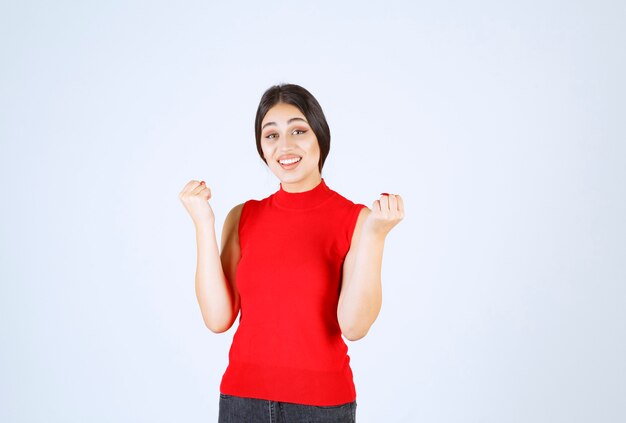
xmin=262 ymin=117 xmax=308 ymax=130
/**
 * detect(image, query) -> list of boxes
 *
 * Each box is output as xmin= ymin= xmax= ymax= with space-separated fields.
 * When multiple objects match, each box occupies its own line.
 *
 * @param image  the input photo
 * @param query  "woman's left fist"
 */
xmin=363 ymin=193 xmax=405 ymax=237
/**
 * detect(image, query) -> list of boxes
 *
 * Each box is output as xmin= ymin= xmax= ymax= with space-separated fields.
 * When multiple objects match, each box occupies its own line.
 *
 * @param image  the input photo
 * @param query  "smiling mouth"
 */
xmin=278 ymin=157 xmax=302 ymax=165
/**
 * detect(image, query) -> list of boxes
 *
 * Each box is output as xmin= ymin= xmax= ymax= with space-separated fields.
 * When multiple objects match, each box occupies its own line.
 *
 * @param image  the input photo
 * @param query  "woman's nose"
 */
xmin=278 ymin=132 xmax=296 ymax=149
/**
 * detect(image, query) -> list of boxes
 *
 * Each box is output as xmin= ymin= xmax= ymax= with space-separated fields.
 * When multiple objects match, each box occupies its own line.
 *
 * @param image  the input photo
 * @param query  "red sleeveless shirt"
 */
xmin=219 ymin=178 xmax=367 ymax=406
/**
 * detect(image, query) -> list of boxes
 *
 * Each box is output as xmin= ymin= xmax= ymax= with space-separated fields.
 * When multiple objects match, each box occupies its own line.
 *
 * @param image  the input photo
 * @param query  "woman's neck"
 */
xmin=279 ymin=174 xmax=322 ymax=193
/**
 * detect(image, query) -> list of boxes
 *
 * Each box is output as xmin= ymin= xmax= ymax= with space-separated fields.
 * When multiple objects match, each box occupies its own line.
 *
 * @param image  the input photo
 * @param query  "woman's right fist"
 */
xmin=178 ymin=180 xmax=215 ymax=227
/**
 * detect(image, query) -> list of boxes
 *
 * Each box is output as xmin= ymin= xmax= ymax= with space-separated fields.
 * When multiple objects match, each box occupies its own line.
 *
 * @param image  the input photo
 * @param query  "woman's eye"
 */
xmin=265 ymin=129 xmax=305 ymax=139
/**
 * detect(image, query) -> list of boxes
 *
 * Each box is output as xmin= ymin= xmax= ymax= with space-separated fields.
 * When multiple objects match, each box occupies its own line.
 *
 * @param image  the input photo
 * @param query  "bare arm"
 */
xmin=192 ymin=206 xmax=242 ymax=335
xmin=338 ymin=194 xmax=404 ymax=341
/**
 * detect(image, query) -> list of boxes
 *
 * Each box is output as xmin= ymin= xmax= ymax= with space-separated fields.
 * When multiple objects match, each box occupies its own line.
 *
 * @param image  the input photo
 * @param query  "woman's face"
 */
xmin=260 ymin=102 xmax=321 ymax=191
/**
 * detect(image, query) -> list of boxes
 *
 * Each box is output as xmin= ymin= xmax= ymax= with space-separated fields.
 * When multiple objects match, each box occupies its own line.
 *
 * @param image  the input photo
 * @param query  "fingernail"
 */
xmin=380 ymin=192 xmax=389 ymax=196
xmin=200 ymin=181 xmax=205 ymax=185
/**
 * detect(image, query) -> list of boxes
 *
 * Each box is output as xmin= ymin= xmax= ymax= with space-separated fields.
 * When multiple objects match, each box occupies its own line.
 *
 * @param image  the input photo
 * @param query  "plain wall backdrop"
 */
xmin=1 ymin=1 xmax=624 ymax=422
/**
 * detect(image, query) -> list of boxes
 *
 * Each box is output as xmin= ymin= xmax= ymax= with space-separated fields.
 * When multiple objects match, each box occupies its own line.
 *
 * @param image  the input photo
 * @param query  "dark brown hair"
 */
xmin=255 ymin=83 xmax=331 ymax=174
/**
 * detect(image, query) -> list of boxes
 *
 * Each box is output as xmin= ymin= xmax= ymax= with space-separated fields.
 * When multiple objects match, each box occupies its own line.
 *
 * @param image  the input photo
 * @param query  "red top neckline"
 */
xmin=274 ymin=178 xmax=335 ymax=210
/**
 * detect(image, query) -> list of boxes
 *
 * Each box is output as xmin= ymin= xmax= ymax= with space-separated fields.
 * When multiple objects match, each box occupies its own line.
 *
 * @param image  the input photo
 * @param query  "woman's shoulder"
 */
xmin=223 ymin=202 xmax=245 ymax=229
xmin=327 ymin=187 xmax=368 ymax=212
xmin=227 ymin=202 xmax=245 ymax=215
xmin=225 ymin=198 xmax=261 ymax=229
xmin=228 ymin=197 xmax=261 ymax=213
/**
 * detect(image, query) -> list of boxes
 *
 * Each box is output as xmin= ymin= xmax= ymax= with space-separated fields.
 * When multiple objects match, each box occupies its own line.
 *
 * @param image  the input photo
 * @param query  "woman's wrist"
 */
xmin=195 ymin=220 xmax=216 ymax=234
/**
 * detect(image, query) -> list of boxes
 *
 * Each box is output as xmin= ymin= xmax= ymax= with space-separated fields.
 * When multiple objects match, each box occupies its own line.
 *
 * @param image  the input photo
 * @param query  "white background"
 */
xmin=1 ymin=1 xmax=624 ymax=422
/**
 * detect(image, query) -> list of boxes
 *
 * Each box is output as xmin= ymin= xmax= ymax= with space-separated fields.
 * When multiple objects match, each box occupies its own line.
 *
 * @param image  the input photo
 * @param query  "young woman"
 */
xmin=179 ymin=83 xmax=404 ymax=422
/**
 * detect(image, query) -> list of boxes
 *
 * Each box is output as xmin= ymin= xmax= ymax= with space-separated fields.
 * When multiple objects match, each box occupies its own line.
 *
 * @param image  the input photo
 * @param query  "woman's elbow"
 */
xmin=205 ymin=320 xmax=231 ymax=334
xmin=343 ymin=331 xmax=368 ymax=342
xmin=338 ymin=305 xmax=379 ymax=341
xmin=203 ymin=310 xmax=237 ymax=334
xmin=340 ymin=324 xmax=370 ymax=341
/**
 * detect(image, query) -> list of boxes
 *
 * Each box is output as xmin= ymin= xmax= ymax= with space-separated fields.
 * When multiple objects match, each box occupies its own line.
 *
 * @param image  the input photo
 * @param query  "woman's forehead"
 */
xmin=262 ymin=104 xmax=308 ymax=128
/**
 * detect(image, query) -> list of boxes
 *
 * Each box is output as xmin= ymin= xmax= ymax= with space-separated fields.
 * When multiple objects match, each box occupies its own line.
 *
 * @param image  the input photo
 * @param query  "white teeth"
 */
xmin=279 ymin=157 xmax=301 ymax=165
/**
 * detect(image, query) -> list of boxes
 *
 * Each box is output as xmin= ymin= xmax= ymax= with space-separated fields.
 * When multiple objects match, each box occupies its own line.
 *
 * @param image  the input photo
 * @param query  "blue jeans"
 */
xmin=218 ymin=393 xmax=357 ymax=423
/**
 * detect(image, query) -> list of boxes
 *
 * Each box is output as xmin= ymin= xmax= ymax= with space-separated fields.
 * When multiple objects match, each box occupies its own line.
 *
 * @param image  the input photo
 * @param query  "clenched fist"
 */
xmin=363 ymin=193 xmax=405 ymax=237
xmin=178 ymin=180 xmax=215 ymax=228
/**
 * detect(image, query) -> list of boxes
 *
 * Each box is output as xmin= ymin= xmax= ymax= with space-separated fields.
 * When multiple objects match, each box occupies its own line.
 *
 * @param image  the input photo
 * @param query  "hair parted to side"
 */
xmin=255 ymin=83 xmax=330 ymax=174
